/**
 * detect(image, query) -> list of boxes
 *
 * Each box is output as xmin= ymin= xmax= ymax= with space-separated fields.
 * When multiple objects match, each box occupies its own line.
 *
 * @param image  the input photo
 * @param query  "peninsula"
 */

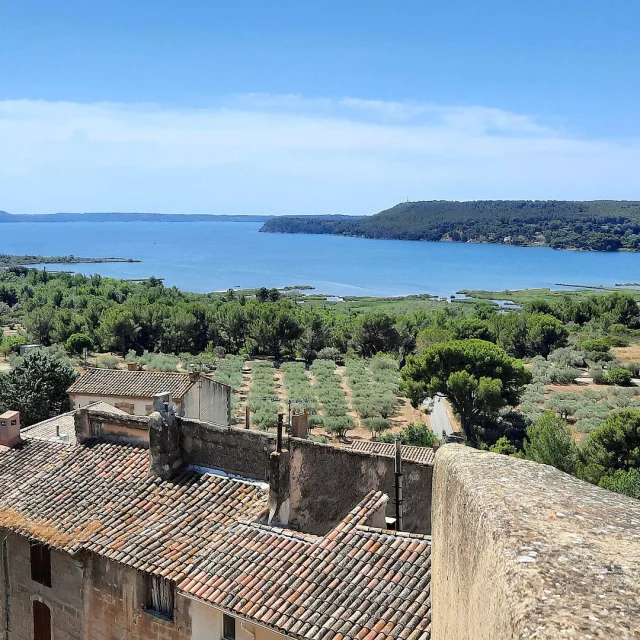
xmin=0 ymin=254 xmax=140 ymax=268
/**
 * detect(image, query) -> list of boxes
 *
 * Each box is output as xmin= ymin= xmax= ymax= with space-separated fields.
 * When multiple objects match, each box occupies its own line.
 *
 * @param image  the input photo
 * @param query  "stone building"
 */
xmin=67 ymin=368 xmax=231 ymax=424
xmin=0 ymin=405 xmax=433 ymax=640
xmin=1 ymin=402 xmax=639 ymax=639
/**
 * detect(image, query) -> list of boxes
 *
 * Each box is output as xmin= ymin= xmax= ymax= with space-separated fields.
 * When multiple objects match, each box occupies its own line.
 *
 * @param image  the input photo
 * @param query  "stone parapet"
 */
xmin=431 ymin=445 xmax=640 ymax=639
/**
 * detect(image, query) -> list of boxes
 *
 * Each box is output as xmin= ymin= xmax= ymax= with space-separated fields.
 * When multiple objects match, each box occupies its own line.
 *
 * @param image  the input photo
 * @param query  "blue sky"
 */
xmin=1 ymin=0 xmax=639 ymax=214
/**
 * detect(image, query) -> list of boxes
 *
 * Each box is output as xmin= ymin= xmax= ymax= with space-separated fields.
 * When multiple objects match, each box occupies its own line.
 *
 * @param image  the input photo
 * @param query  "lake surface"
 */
xmin=2 ymin=220 xmax=640 ymax=297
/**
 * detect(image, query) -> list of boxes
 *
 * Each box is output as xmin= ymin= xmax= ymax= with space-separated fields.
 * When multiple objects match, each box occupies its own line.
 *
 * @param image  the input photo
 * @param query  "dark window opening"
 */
xmin=223 ymin=614 xmax=236 ymax=640
xmin=145 ymin=574 xmax=174 ymax=620
xmin=33 ymin=600 xmax=51 ymax=640
xmin=30 ymin=543 xmax=51 ymax=588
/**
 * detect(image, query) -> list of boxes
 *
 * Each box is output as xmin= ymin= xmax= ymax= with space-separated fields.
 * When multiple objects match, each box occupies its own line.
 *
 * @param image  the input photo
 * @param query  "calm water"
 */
xmin=2 ymin=220 xmax=640 ymax=297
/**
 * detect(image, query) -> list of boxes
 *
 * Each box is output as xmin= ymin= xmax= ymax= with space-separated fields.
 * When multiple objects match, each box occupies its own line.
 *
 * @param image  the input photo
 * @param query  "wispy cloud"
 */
xmin=0 ymin=96 xmax=638 ymax=214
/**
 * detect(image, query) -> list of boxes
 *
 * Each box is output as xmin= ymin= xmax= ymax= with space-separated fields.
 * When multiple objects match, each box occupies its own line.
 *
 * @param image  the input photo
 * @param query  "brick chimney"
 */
xmin=0 ymin=411 xmax=21 ymax=447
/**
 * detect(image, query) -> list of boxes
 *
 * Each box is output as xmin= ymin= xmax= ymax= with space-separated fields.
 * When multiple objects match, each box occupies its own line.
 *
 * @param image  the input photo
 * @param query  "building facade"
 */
xmin=67 ymin=368 xmax=231 ymax=424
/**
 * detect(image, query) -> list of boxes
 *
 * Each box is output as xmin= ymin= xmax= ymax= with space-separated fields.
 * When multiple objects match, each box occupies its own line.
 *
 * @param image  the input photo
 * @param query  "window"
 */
xmin=223 ymin=614 xmax=236 ymax=640
xmin=30 ymin=543 xmax=51 ymax=587
xmin=146 ymin=575 xmax=174 ymax=620
xmin=33 ymin=600 xmax=51 ymax=640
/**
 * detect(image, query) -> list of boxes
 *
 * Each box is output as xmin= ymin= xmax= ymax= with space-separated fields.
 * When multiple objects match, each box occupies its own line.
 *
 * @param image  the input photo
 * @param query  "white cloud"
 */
xmin=0 ymin=96 xmax=638 ymax=214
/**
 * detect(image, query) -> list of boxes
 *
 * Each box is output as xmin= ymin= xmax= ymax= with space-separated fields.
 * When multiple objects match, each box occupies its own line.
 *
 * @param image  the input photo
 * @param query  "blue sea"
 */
xmin=2 ymin=220 xmax=640 ymax=297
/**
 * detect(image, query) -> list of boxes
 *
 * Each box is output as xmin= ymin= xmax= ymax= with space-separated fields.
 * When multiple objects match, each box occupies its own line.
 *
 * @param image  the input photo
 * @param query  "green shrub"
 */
xmin=316 ymin=347 xmax=343 ymax=362
xmin=97 ymin=355 xmax=118 ymax=369
xmin=625 ymin=361 xmax=640 ymax=377
xmin=490 ymin=436 xmax=517 ymax=455
xmin=604 ymin=367 xmax=633 ymax=386
xmin=398 ymin=422 xmax=436 ymax=447
xmin=579 ymin=338 xmax=611 ymax=353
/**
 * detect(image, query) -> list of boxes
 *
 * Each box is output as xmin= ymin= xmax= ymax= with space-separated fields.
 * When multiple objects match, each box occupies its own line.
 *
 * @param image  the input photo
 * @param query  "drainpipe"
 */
xmin=276 ymin=413 xmax=283 ymax=453
xmin=394 ymin=438 xmax=404 ymax=532
xmin=2 ymin=536 xmax=10 ymax=640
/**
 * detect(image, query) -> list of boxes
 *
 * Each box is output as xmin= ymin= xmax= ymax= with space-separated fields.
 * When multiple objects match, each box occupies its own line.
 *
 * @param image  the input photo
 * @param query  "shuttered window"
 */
xmin=30 ymin=543 xmax=52 ymax=587
xmin=146 ymin=575 xmax=174 ymax=619
xmin=223 ymin=614 xmax=236 ymax=640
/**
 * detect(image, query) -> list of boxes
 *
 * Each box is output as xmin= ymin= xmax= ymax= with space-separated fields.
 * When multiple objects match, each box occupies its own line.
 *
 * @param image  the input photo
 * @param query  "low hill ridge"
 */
xmin=260 ymin=200 xmax=640 ymax=251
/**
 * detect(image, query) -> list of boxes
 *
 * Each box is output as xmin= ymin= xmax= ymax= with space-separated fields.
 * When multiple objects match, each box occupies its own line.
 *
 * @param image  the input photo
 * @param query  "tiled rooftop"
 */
xmin=180 ymin=492 xmax=432 ymax=639
xmin=0 ymin=439 xmax=268 ymax=579
xmin=0 ymin=437 xmax=431 ymax=639
xmin=67 ymin=368 xmax=195 ymax=399
xmin=350 ymin=440 xmax=436 ymax=466
xmin=21 ymin=402 xmax=127 ymax=445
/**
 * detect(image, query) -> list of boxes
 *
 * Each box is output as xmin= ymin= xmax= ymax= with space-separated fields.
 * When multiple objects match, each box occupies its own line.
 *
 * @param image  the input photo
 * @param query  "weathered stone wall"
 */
xmin=179 ymin=418 xmax=276 ymax=479
xmin=77 ymin=408 xmax=149 ymax=447
xmin=0 ymin=531 xmax=84 ymax=640
xmin=86 ymin=554 xmax=191 ymax=639
xmin=288 ymin=438 xmax=432 ymax=534
xmin=81 ymin=409 xmax=434 ymax=534
xmin=431 ymin=445 xmax=640 ymax=639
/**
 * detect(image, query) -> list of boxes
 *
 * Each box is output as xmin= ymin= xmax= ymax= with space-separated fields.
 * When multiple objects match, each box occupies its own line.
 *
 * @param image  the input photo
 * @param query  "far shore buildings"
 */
xmin=67 ymin=368 xmax=231 ymax=425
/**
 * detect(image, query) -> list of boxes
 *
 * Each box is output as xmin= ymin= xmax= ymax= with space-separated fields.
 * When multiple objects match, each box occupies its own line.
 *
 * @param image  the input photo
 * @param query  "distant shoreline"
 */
xmin=0 ymin=212 xmax=272 ymax=223
xmin=0 ymin=254 xmax=140 ymax=267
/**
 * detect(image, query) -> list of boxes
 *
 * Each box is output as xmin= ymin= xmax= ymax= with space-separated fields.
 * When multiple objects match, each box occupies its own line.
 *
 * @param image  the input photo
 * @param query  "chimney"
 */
xmin=267 ymin=413 xmax=291 ymax=525
xmin=291 ymin=412 xmax=309 ymax=439
xmin=127 ymin=361 xmax=138 ymax=371
xmin=0 ymin=411 xmax=21 ymax=448
xmin=148 ymin=393 xmax=183 ymax=480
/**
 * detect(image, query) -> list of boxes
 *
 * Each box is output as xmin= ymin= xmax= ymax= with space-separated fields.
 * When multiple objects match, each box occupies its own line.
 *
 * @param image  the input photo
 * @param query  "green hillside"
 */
xmin=260 ymin=200 xmax=640 ymax=251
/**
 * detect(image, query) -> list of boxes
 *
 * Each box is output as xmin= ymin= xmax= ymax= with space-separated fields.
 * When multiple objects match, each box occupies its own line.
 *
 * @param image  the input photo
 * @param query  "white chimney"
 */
xmin=0 ymin=411 xmax=21 ymax=447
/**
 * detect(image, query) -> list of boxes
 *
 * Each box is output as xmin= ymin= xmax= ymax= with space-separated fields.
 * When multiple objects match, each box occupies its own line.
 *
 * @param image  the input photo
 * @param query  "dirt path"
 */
xmin=336 ymin=365 xmax=362 ymax=428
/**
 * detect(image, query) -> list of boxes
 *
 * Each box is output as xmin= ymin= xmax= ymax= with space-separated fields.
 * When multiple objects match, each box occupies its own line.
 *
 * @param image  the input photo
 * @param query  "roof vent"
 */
xmin=0 ymin=411 xmax=21 ymax=448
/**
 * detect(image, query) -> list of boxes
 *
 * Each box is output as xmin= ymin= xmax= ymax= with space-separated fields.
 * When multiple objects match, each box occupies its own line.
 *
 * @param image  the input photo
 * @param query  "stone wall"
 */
xmin=431 ymin=445 xmax=640 ymax=639
xmin=288 ymin=438 xmax=433 ymax=534
xmin=0 ymin=531 xmax=193 ymax=640
xmin=179 ymin=418 xmax=276 ymax=479
xmin=83 ymin=409 xmax=434 ymax=534
xmin=86 ymin=554 xmax=191 ymax=639
xmin=176 ymin=421 xmax=433 ymax=534
xmin=0 ymin=531 xmax=84 ymax=640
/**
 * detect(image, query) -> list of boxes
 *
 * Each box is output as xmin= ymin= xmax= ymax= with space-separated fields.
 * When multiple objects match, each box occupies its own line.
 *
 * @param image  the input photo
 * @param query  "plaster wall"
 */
xmin=182 ymin=378 xmax=231 ymax=425
xmin=191 ymin=601 xmax=284 ymax=640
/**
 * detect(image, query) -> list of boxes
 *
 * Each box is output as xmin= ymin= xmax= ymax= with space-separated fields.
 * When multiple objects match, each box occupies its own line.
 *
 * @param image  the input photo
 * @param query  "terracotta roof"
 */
xmin=180 ymin=492 xmax=432 ymax=639
xmin=0 ymin=439 xmax=268 ymax=581
xmin=0 ymin=440 xmax=431 ymax=639
xmin=21 ymin=402 xmax=127 ymax=445
xmin=67 ymin=368 xmax=195 ymax=400
xmin=350 ymin=440 xmax=436 ymax=466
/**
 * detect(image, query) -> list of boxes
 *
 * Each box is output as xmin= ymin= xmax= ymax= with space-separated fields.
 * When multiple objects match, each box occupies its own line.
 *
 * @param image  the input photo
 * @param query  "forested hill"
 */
xmin=260 ymin=200 xmax=640 ymax=251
